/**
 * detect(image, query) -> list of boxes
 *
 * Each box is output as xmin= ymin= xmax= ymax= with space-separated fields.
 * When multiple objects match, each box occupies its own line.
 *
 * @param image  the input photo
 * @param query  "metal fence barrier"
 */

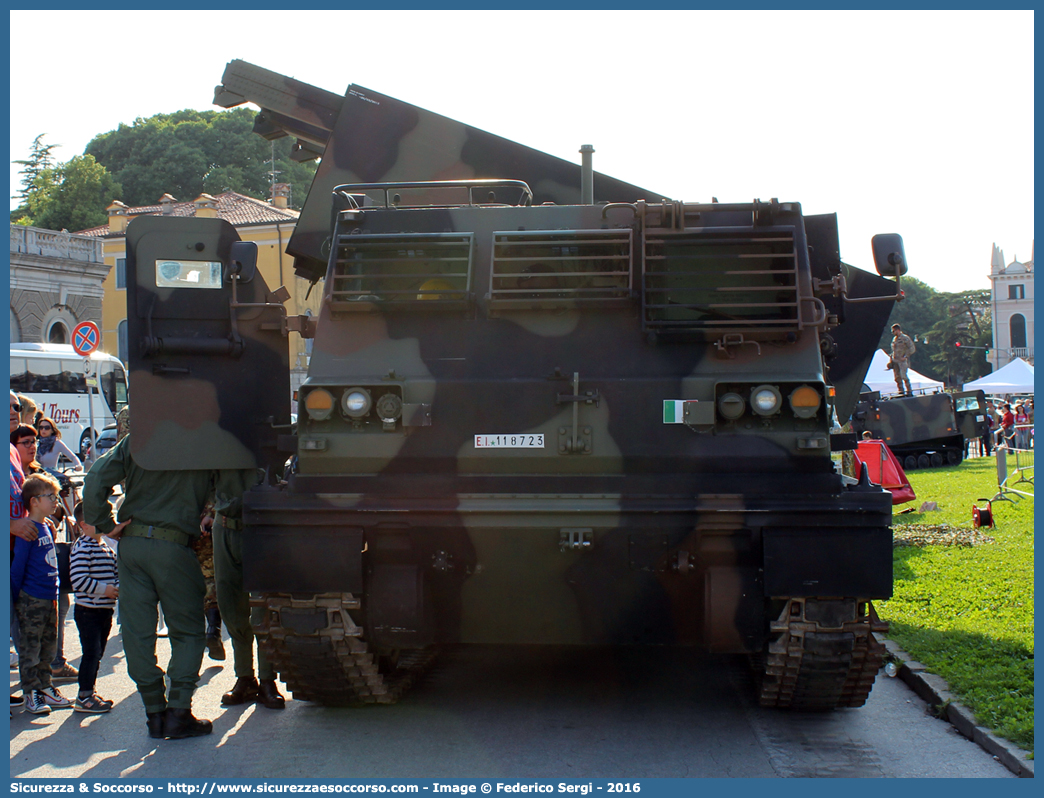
xmin=993 ymin=425 xmax=1033 ymax=501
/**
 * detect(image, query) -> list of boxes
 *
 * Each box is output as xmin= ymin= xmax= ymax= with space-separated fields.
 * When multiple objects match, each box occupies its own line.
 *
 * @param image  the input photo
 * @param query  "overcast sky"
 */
xmin=9 ymin=10 xmax=1034 ymax=292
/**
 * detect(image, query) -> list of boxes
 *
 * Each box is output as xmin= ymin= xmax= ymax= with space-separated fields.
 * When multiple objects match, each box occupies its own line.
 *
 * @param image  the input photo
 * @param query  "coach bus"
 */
xmin=9 ymin=343 xmax=127 ymax=459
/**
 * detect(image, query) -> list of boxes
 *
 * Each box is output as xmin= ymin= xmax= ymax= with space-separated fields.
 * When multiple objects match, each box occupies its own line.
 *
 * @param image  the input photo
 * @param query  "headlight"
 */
xmin=342 ymin=387 xmax=372 ymax=418
xmin=718 ymin=392 xmax=746 ymax=420
xmin=750 ymin=385 xmax=782 ymax=416
xmin=788 ymin=385 xmax=821 ymax=419
xmin=304 ymin=388 xmax=335 ymax=421
xmin=376 ymin=393 xmax=403 ymax=422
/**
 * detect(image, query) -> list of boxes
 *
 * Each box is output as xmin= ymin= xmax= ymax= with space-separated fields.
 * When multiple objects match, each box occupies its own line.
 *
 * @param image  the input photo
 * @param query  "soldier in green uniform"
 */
xmin=212 ymin=468 xmax=285 ymax=709
xmin=82 ymin=435 xmax=215 ymax=740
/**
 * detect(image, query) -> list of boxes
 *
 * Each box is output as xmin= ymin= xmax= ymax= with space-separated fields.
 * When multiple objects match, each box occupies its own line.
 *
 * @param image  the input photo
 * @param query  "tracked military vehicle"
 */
xmin=125 ymin=63 xmax=908 ymax=710
xmin=852 ymin=389 xmax=989 ymax=468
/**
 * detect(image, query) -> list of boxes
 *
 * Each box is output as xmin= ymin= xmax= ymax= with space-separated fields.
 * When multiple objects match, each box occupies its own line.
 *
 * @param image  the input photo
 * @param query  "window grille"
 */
xmin=489 ymin=229 xmax=633 ymax=309
xmin=329 ymin=233 xmax=474 ymax=312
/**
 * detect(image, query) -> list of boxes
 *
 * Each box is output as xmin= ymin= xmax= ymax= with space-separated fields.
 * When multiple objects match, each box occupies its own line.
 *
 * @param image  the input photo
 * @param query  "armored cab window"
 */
xmin=488 ymin=229 xmax=633 ymax=310
xmin=329 ymin=233 xmax=474 ymax=312
xmin=155 ymin=260 xmax=223 ymax=289
xmin=642 ymin=230 xmax=803 ymax=335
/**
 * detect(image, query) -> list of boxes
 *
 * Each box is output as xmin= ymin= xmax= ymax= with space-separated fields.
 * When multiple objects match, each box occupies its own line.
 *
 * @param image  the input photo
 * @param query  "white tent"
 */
xmin=963 ymin=358 xmax=1035 ymax=394
xmin=862 ymin=349 xmax=945 ymax=395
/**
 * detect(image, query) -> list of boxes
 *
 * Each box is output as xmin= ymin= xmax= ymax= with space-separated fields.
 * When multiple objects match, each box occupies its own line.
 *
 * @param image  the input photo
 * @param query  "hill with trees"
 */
xmin=84 ymin=107 xmax=316 ymax=209
xmin=11 ymin=107 xmax=318 ymax=231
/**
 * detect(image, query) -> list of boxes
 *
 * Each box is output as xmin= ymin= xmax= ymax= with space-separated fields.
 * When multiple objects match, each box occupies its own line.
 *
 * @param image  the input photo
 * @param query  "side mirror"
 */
xmin=871 ymin=234 xmax=908 ymax=277
xmin=228 ymin=241 xmax=258 ymax=283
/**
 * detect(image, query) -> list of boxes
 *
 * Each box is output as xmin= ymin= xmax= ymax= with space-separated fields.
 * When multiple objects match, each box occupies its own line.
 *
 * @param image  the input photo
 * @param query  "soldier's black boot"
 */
xmin=205 ymin=608 xmax=226 ymax=661
xmin=162 ymin=708 xmax=213 ymax=739
xmin=147 ymin=710 xmax=166 ymax=739
xmin=258 ymin=680 xmax=286 ymax=710
xmin=221 ymin=677 xmax=259 ymax=706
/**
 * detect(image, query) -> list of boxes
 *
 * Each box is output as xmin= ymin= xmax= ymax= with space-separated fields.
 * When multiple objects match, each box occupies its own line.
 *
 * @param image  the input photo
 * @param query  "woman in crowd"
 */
xmin=11 ymin=425 xmax=43 ymax=479
xmin=34 ymin=417 xmax=81 ymax=472
xmin=998 ymin=403 xmax=1015 ymax=447
xmin=1014 ymin=403 xmax=1030 ymax=450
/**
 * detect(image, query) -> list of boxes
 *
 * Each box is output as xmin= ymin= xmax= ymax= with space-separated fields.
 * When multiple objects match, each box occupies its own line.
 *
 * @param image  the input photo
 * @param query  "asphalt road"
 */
xmin=11 ymin=621 xmax=1014 ymax=779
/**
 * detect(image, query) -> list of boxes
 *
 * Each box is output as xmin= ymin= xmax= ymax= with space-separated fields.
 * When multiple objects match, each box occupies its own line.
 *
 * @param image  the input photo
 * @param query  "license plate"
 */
xmin=474 ymin=434 xmax=544 ymax=449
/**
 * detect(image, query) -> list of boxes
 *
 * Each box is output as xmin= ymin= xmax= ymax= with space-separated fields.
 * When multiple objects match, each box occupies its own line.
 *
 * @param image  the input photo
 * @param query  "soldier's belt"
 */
xmin=124 ymin=523 xmax=194 ymax=547
xmin=217 ymin=515 xmax=243 ymax=531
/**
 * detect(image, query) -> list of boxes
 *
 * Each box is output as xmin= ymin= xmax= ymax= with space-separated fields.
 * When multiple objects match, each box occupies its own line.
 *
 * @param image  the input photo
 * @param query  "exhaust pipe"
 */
xmin=580 ymin=144 xmax=594 ymax=205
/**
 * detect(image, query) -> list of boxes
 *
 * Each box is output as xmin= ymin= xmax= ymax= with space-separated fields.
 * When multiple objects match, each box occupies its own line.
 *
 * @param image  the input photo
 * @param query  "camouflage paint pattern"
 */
xmin=213 ymin=59 xmax=342 ymax=157
xmin=194 ymin=509 xmax=217 ymax=612
xmin=14 ymin=592 xmax=58 ymax=691
xmin=123 ymin=69 xmax=904 ymax=665
xmin=124 ymin=217 xmax=291 ymax=475
xmin=116 ymin=405 xmax=130 ymax=442
xmin=213 ymin=61 xmax=662 ymax=284
xmin=246 ymin=193 xmax=894 ymax=652
xmin=125 ymin=193 xmax=898 ymax=652
xmin=953 ymin=390 xmax=990 ymax=443
xmin=852 ymin=390 xmax=967 ymax=464
xmin=210 ymin=58 xmax=891 ymax=427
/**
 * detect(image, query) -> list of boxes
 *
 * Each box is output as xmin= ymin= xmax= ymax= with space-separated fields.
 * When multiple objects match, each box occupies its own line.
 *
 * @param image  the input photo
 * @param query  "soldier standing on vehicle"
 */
xmin=212 ymin=468 xmax=285 ymax=709
xmin=890 ymin=324 xmax=916 ymax=396
xmin=82 ymin=435 xmax=216 ymax=740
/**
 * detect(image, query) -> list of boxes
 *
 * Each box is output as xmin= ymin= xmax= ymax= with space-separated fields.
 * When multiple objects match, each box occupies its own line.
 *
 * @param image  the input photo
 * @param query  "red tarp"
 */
xmin=853 ymin=440 xmax=917 ymax=505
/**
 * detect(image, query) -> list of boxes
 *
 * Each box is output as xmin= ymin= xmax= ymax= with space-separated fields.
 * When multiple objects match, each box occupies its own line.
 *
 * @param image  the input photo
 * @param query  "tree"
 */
xmin=926 ymin=290 xmax=992 ymax=386
xmin=10 ymin=134 xmax=59 ymax=224
xmin=85 ymin=108 xmax=317 ymax=209
xmin=33 ymin=154 xmax=122 ymax=232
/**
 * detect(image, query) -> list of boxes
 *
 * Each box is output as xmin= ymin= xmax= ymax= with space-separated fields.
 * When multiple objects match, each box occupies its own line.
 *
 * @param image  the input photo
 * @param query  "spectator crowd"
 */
xmin=11 ymin=391 xmax=282 ymax=737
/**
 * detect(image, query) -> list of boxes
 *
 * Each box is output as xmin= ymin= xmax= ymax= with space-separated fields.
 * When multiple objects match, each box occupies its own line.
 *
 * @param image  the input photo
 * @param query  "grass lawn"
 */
xmin=876 ymin=453 xmax=1034 ymax=751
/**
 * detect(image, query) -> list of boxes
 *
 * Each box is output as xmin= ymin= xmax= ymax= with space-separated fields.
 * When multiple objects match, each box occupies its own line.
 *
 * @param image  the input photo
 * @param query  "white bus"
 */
xmin=9 ymin=343 xmax=128 ymax=458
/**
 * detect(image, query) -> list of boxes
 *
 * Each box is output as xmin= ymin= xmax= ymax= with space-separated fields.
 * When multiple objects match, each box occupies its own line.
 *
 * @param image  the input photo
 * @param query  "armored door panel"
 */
xmin=954 ymin=390 xmax=989 ymax=440
xmin=826 ymin=265 xmax=897 ymax=425
xmin=125 ymin=217 xmax=291 ymax=472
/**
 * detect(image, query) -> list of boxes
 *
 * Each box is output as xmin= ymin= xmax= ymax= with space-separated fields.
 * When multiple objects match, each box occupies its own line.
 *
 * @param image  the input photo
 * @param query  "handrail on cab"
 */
xmin=332 ymin=180 xmax=534 ymax=209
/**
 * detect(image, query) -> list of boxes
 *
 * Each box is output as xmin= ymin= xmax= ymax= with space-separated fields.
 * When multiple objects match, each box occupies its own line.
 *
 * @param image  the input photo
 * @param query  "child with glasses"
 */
xmin=10 ymin=473 xmax=72 ymax=714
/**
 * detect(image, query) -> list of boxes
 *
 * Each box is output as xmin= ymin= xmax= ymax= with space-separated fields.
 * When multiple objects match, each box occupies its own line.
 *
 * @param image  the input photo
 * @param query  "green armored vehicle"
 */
xmin=124 ymin=64 xmax=908 ymax=711
xmin=853 ymin=389 xmax=990 ymax=468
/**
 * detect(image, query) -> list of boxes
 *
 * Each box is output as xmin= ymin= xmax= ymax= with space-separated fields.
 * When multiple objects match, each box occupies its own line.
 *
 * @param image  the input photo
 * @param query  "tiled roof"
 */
xmin=75 ymin=191 xmax=299 ymax=237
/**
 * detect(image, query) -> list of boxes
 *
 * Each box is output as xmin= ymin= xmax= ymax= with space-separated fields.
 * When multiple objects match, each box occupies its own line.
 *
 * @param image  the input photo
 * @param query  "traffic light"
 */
xmin=955 ymin=341 xmax=962 ymax=349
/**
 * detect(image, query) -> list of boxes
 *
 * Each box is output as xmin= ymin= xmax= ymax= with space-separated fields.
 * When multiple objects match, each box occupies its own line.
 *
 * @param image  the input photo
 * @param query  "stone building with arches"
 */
xmin=9 ymin=225 xmax=109 ymax=347
xmin=989 ymin=243 xmax=1034 ymax=370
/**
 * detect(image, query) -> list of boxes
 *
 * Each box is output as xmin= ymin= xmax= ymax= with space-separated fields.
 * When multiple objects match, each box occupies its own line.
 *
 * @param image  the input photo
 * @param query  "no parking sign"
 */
xmin=72 ymin=321 xmax=101 ymax=357
xmin=72 ymin=320 xmax=102 ymax=459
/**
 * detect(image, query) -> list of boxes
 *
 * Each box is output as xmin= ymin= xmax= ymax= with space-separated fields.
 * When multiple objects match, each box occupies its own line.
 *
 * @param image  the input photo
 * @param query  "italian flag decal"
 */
xmin=663 ymin=400 xmax=686 ymax=424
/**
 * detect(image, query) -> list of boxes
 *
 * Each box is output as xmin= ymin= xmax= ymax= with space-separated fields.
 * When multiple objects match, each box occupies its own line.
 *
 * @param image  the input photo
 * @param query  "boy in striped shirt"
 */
xmin=70 ymin=502 xmax=119 ymax=713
